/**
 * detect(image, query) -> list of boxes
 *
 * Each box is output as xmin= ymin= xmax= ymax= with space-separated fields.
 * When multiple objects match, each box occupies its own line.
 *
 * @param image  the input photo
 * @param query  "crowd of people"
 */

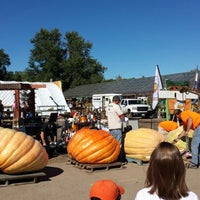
xmin=89 ymin=96 xmax=200 ymax=199
xmin=38 ymin=95 xmax=130 ymax=160
xmin=37 ymin=95 xmax=199 ymax=199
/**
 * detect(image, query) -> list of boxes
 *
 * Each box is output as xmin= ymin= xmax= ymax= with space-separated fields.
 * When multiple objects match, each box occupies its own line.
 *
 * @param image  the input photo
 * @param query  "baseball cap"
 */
xmin=89 ymin=179 xmax=125 ymax=200
xmin=113 ymin=96 xmax=121 ymax=102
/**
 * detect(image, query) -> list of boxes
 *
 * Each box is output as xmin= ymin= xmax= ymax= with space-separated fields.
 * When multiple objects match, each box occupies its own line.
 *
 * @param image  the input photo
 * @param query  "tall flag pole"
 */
xmin=192 ymin=65 xmax=198 ymax=91
xmin=152 ymin=65 xmax=163 ymax=110
xmin=165 ymin=79 xmax=170 ymax=120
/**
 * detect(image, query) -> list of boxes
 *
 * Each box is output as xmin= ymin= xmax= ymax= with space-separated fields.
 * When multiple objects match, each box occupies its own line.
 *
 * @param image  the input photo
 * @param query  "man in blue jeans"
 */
xmin=174 ymin=109 xmax=200 ymax=169
xmin=106 ymin=96 xmax=126 ymax=162
xmin=106 ymin=96 xmax=124 ymax=144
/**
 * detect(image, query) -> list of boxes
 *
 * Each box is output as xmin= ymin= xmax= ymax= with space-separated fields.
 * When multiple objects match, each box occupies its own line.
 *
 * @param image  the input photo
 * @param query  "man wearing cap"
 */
xmin=174 ymin=109 xmax=200 ymax=169
xmin=105 ymin=95 xmax=124 ymax=146
xmin=89 ymin=179 xmax=125 ymax=200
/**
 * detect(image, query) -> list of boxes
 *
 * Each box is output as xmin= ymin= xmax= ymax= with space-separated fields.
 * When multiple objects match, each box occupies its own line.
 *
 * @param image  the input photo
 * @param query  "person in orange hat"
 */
xmin=89 ymin=179 xmax=125 ymax=200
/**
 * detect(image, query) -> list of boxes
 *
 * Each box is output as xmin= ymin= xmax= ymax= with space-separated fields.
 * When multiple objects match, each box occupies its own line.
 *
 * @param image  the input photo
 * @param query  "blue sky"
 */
xmin=1 ymin=0 xmax=200 ymax=80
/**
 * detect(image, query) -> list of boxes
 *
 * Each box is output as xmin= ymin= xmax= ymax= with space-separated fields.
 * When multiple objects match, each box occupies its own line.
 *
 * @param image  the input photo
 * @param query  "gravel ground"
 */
xmin=1 ymin=154 xmax=200 ymax=200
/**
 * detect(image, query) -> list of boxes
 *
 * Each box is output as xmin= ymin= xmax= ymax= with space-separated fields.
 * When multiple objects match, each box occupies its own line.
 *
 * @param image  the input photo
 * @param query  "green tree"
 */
xmin=5 ymin=71 xmax=23 ymax=81
xmin=26 ymin=29 xmax=106 ymax=90
xmin=62 ymin=31 xmax=106 ymax=89
xmin=27 ymin=28 xmax=64 ymax=82
xmin=0 ymin=49 xmax=11 ymax=80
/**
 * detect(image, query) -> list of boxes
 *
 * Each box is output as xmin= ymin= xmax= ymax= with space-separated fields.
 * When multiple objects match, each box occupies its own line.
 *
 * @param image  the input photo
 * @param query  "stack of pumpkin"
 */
xmin=0 ymin=127 xmax=48 ymax=174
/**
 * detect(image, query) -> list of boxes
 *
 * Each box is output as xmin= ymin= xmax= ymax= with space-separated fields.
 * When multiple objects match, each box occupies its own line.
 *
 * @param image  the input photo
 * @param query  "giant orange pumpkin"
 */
xmin=158 ymin=120 xmax=178 ymax=132
xmin=0 ymin=128 xmax=48 ymax=174
xmin=67 ymin=127 xmax=120 ymax=163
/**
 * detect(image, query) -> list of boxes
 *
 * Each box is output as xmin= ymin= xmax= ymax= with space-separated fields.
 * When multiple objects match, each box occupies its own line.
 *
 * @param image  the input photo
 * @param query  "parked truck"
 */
xmin=120 ymin=98 xmax=151 ymax=118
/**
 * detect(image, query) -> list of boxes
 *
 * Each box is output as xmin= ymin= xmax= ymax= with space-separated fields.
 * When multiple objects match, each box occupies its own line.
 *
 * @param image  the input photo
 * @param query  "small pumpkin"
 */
xmin=124 ymin=128 xmax=165 ymax=161
xmin=158 ymin=120 xmax=178 ymax=132
xmin=165 ymin=126 xmax=193 ymax=152
xmin=67 ymin=127 xmax=120 ymax=163
xmin=0 ymin=128 xmax=48 ymax=174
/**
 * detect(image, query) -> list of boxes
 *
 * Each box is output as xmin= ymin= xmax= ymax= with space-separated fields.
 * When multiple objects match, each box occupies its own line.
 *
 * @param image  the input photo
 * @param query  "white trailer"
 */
xmin=92 ymin=93 xmax=122 ymax=110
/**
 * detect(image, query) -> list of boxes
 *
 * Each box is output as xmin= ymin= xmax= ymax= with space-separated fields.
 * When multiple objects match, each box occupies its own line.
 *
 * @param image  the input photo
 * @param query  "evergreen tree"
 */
xmin=0 ymin=49 xmax=11 ymax=80
xmin=26 ymin=29 xmax=106 ymax=90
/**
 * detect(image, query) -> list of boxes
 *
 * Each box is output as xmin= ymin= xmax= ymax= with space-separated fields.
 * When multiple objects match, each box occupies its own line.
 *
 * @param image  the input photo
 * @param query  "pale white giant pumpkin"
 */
xmin=0 ymin=128 xmax=48 ymax=174
xmin=124 ymin=128 xmax=165 ymax=161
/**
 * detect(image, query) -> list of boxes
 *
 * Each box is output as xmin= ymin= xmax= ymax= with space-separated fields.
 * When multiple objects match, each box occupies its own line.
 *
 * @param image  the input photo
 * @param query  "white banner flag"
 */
xmin=152 ymin=65 xmax=163 ymax=110
xmin=192 ymin=66 xmax=198 ymax=91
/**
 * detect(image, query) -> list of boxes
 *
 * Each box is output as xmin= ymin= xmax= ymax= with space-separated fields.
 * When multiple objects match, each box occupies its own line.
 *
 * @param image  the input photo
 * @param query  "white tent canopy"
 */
xmin=0 ymin=81 xmax=70 ymax=116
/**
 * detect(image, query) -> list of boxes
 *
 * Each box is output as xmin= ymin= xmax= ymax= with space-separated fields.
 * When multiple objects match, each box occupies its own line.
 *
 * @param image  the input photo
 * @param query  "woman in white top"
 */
xmin=135 ymin=142 xmax=199 ymax=200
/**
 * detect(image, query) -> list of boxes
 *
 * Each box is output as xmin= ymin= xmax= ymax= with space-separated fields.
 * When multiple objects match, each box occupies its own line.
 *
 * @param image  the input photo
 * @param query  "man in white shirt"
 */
xmin=106 ymin=96 xmax=124 ymax=146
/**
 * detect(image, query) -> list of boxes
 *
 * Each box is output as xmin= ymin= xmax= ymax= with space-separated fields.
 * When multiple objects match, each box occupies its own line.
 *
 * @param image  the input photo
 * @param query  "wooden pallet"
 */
xmin=127 ymin=153 xmax=191 ymax=166
xmin=66 ymin=156 xmax=127 ymax=172
xmin=0 ymin=171 xmax=46 ymax=186
xmin=126 ymin=157 xmax=147 ymax=165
